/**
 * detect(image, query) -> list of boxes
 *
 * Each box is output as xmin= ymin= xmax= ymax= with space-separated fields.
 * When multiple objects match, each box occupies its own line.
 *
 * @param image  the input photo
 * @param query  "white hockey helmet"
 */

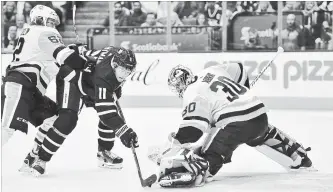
xmin=30 ymin=5 xmax=60 ymax=28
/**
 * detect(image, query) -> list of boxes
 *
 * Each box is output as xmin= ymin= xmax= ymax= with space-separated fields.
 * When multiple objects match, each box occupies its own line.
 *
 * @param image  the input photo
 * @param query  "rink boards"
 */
xmin=1 ymin=52 xmax=333 ymax=110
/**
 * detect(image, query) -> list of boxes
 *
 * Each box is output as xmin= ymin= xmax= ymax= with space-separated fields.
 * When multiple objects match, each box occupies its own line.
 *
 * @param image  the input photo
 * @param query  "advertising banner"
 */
xmin=231 ymin=12 xmax=303 ymax=50
xmin=121 ymin=52 xmax=333 ymax=99
xmin=88 ymin=29 xmax=210 ymax=52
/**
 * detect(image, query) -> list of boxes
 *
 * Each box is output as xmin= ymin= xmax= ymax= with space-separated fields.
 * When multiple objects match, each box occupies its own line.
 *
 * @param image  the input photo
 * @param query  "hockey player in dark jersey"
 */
xmin=22 ymin=45 xmax=138 ymax=176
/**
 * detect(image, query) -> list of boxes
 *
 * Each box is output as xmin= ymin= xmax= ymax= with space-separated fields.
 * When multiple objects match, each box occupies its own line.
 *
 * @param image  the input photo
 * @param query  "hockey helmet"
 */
xmin=111 ymin=47 xmax=137 ymax=81
xmin=168 ymin=65 xmax=193 ymax=98
xmin=30 ymin=5 xmax=60 ymax=28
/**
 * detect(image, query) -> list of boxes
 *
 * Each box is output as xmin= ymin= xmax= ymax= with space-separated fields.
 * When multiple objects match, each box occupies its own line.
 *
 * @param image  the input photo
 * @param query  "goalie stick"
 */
xmin=113 ymin=96 xmax=157 ymax=187
xmin=250 ymin=46 xmax=284 ymax=87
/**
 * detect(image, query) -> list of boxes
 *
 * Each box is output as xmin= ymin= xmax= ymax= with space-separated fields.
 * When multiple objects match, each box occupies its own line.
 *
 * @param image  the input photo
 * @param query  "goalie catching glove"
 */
xmin=158 ymin=147 xmax=210 ymax=188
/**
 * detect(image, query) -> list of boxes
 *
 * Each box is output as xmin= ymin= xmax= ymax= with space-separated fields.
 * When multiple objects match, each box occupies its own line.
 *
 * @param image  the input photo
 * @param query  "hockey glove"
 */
xmin=183 ymin=154 xmax=210 ymax=187
xmin=83 ymin=56 xmax=96 ymax=73
xmin=116 ymin=125 xmax=139 ymax=148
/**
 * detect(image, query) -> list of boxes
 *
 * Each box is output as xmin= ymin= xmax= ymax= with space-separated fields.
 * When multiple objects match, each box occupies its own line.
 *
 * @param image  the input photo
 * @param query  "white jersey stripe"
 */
xmin=98 ymin=110 xmax=117 ymax=116
xmin=56 ymin=47 xmax=74 ymax=65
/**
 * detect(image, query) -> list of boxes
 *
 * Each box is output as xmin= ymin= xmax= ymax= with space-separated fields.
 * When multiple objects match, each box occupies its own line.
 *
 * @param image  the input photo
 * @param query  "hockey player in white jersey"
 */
xmin=155 ymin=63 xmax=314 ymax=188
xmin=1 ymin=5 xmax=89 ymax=148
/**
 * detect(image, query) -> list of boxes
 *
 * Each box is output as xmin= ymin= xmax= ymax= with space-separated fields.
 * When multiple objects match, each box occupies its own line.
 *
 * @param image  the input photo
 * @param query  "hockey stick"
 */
xmin=113 ymin=97 xmax=157 ymax=187
xmin=250 ymin=46 xmax=284 ymax=87
xmin=131 ymin=142 xmax=158 ymax=187
xmin=72 ymin=3 xmax=80 ymax=43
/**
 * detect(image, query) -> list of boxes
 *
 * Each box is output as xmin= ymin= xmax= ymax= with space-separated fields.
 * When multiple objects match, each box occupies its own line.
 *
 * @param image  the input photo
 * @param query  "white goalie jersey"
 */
xmin=8 ymin=25 xmax=65 ymax=94
xmin=180 ymin=65 xmax=268 ymax=135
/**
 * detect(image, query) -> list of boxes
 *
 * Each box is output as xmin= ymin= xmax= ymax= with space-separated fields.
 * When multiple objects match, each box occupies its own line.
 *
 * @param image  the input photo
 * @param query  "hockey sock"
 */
xmin=98 ymin=121 xmax=115 ymax=151
xmin=39 ymin=127 xmax=67 ymax=161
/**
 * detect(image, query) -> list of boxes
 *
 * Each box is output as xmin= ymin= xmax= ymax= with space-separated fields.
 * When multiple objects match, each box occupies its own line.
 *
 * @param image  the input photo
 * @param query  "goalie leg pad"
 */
xmin=254 ymin=124 xmax=312 ymax=169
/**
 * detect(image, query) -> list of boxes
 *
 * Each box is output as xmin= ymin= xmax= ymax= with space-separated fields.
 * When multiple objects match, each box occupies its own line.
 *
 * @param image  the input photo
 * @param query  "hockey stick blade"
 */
xmin=141 ymin=174 xmax=157 ymax=187
xmin=131 ymin=142 xmax=157 ymax=187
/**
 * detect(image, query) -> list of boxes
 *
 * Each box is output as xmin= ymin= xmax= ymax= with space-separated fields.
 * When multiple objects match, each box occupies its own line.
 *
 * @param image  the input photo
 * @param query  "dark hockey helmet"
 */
xmin=111 ymin=47 xmax=137 ymax=72
xmin=168 ymin=65 xmax=193 ymax=98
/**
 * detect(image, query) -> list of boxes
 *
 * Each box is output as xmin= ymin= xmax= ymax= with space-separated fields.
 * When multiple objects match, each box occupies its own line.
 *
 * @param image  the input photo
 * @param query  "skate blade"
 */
xmin=18 ymin=164 xmax=32 ymax=173
xmin=98 ymin=161 xmax=123 ymax=169
xmin=289 ymin=166 xmax=318 ymax=173
xmin=30 ymin=168 xmax=44 ymax=177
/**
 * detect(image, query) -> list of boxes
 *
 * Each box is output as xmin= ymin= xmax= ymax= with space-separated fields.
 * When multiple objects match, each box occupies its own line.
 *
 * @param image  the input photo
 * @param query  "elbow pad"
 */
xmin=53 ymin=46 xmax=86 ymax=69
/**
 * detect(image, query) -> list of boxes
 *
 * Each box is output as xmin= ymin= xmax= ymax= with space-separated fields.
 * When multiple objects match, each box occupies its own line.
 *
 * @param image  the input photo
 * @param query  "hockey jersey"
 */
xmin=8 ymin=25 xmax=63 ymax=94
xmin=79 ymin=46 xmax=125 ymax=133
xmin=8 ymin=25 xmax=87 ymax=95
xmin=176 ymin=65 xmax=267 ymax=144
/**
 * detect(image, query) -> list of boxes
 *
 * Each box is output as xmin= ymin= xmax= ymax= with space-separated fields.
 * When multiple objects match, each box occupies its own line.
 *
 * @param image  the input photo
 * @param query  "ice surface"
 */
xmin=2 ymin=108 xmax=333 ymax=192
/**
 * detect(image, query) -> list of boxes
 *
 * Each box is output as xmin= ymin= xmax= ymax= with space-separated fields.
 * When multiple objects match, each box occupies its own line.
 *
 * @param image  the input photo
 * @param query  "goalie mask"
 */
xmin=168 ymin=65 xmax=193 ymax=98
xmin=111 ymin=47 xmax=137 ymax=82
xmin=30 ymin=5 xmax=60 ymax=28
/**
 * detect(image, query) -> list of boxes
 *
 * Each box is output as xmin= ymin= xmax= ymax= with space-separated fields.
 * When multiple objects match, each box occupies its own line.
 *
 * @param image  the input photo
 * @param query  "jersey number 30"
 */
xmin=210 ymin=76 xmax=247 ymax=102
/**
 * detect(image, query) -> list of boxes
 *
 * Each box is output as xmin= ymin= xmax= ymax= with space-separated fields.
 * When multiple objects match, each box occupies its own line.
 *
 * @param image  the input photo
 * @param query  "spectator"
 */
xmin=3 ymin=1 xmax=17 ymax=23
xmin=3 ymin=1 xmax=17 ymax=37
xmin=16 ymin=14 xmax=29 ymax=37
xmin=204 ymin=2 xmax=222 ymax=26
xmin=120 ymin=1 xmax=132 ymax=11
xmin=4 ymin=25 xmax=18 ymax=51
xmin=140 ymin=12 xmax=164 ymax=34
xmin=256 ymin=1 xmax=275 ymax=12
xmin=191 ymin=13 xmax=209 ymax=34
xmin=174 ymin=1 xmax=200 ymax=20
xmin=103 ymin=2 xmax=129 ymax=33
xmin=303 ymin=1 xmax=318 ymax=28
xmin=315 ymin=21 xmax=333 ymax=50
xmin=281 ymin=14 xmax=305 ymax=51
xmin=238 ymin=1 xmax=259 ymax=12
xmin=270 ymin=1 xmax=278 ymax=11
xmin=128 ymin=1 xmax=147 ymax=26
xmin=282 ymin=1 xmax=296 ymax=11
xmin=22 ymin=2 xmax=32 ymax=24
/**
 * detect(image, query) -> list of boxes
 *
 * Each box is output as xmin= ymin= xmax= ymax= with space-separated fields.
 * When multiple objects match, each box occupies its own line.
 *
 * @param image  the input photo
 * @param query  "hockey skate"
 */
xmin=18 ymin=152 xmax=37 ymax=173
xmin=31 ymin=158 xmax=47 ymax=177
xmin=19 ymin=144 xmax=40 ymax=173
xmin=97 ymin=147 xmax=123 ymax=169
xmin=290 ymin=147 xmax=317 ymax=172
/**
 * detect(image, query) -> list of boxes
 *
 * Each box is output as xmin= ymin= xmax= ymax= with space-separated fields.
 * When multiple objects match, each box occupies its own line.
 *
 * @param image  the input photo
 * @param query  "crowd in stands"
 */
xmin=2 ymin=1 xmax=333 ymax=52
xmin=2 ymin=1 xmax=83 ymax=52
xmin=102 ymin=1 xmax=332 ymax=51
